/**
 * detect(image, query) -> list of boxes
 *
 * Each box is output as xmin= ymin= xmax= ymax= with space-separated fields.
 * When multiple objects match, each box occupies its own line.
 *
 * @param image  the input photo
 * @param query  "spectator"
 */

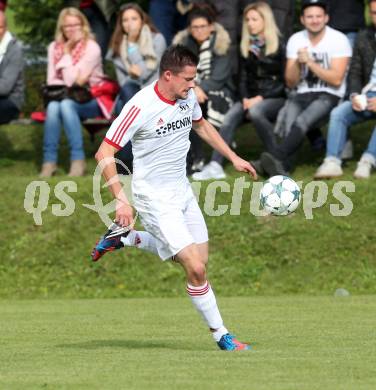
xmin=241 ymin=0 xmax=295 ymax=40
xmin=195 ymin=0 xmax=240 ymax=74
xmin=259 ymin=0 xmax=352 ymax=177
xmin=40 ymin=7 xmax=105 ymax=177
xmin=107 ymin=3 xmax=166 ymax=112
xmin=315 ymin=0 xmax=376 ymax=180
xmin=328 ymin=0 xmax=365 ymax=48
xmin=173 ymin=5 xmax=234 ymax=173
xmin=67 ymin=0 xmax=118 ymax=57
xmin=0 ymin=11 xmax=24 ymax=124
xmin=193 ymin=1 xmax=286 ymax=180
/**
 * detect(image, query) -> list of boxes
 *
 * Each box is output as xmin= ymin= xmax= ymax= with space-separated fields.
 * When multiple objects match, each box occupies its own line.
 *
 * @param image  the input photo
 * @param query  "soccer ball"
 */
xmin=260 ymin=175 xmax=301 ymax=216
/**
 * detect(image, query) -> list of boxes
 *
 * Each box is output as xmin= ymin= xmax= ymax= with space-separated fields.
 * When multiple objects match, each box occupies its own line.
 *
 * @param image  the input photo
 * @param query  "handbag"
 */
xmin=41 ymin=83 xmax=93 ymax=106
xmin=67 ymin=84 xmax=93 ymax=104
xmin=41 ymin=84 xmax=68 ymax=106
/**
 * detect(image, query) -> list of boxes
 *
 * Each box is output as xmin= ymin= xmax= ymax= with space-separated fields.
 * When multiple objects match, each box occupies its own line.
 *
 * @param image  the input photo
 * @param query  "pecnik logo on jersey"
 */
xmin=155 ymin=116 xmax=192 ymax=137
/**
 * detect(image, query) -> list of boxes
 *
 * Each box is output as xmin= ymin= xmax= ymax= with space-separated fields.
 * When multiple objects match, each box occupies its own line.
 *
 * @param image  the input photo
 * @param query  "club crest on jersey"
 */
xmin=156 ymin=116 xmax=192 ymax=137
xmin=179 ymin=103 xmax=190 ymax=112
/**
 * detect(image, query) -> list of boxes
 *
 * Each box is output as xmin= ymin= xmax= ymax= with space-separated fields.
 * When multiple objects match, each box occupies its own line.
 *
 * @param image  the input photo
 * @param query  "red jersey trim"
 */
xmin=104 ymin=137 xmax=121 ymax=150
xmin=154 ymin=82 xmax=176 ymax=106
xmin=192 ymin=116 xmax=203 ymax=122
xmin=110 ymin=105 xmax=141 ymax=146
xmin=113 ymin=106 xmax=141 ymax=145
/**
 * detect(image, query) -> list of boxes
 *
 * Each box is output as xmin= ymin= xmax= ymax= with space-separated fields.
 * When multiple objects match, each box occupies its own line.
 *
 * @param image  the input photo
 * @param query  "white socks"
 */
xmin=120 ymin=230 xmax=159 ymax=256
xmin=186 ymin=281 xmax=228 ymax=342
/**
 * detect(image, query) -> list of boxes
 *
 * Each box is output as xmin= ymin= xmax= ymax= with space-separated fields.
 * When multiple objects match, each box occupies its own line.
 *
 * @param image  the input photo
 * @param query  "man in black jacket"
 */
xmin=0 ymin=11 xmax=24 ymax=124
xmin=328 ymin=0 xmax=365 ymax=47
xmin=315 ymin=0 xmax=376 ymax=180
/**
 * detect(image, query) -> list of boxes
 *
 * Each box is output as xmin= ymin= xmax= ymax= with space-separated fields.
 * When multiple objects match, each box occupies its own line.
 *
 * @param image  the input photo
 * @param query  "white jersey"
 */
xmin=286 ymin=26 xmax=352 ymax=97
xmin=105 ymin=81 xmax=202 ymax=194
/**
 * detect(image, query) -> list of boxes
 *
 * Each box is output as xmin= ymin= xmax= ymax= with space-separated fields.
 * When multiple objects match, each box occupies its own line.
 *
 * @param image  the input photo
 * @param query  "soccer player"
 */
xmin=91 ymin=45 xmax=257 ymax=351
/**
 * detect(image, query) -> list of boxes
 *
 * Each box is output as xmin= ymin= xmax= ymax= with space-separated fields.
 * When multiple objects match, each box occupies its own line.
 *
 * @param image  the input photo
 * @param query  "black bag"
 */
xmin=41 ymin=84 xmax=93 ymax=106
xmin=41 ymin=84 xmax=68 ymax=106
xmin=67 ymin=84 xmax=92 ymax=104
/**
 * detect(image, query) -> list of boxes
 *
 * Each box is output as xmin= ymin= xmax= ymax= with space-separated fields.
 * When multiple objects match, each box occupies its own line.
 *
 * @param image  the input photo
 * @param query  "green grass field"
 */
xmin=0 ymin=122 xmax=375 ymax=298
xmin=1 ymin=118 xmax=376 ymax=389
xmin=1 ymin=296 xmax=375 ymax=390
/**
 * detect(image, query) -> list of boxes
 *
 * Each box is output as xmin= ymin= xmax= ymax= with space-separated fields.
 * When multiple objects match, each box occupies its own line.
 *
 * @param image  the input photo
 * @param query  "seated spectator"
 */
xmin=259 ymin=0 xmax=352 ymax=177
xmin=40 ymin=7 xmax=105 ymax=177
xmin=315 ymin=0 xmax=376 ymax=180
xmin=241 ymin=0 xmax=295 ymax=40
xmin=0 ymin=11 xmax=24 ymax=124
xmin=195 ymin=0 xmax=241 ymax=75
xmin=173 ymin=5 xmax=234 ymax=173
xmin=193 ymin=1 xmax=286 ymax=180
xmin=107 ymin=3 xmax=166 ymax=112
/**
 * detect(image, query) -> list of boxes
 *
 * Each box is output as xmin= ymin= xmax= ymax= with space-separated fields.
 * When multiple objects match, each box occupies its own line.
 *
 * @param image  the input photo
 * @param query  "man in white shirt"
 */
xmin=91 ymin=45 xmax=257 ymax=351
xmin=315 ymin=0 xmax=376 ymax=180
xmin=260 ymin=0 xmax=352 ymax=176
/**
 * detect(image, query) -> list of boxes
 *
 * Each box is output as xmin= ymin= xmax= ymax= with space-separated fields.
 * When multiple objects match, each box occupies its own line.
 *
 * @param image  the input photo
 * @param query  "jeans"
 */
xmin=326 ymin=97 xmax=376 ymax=160
xmin=43 ymin=98 xmax=101 ymax=163
xmin=0 ymin=97 xmax=19 ymax=124
xmin=273 ymin=92 xmax=339 ymax=169
xmin=211 ymin=98 xmax=285 ymax=165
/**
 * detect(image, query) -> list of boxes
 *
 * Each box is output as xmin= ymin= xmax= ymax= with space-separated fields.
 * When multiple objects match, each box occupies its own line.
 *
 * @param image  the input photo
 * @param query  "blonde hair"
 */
xmin=240 ymin=2 xmax=280 ymax=58
xmin=55 ymin=7 xmax=94 ymax=43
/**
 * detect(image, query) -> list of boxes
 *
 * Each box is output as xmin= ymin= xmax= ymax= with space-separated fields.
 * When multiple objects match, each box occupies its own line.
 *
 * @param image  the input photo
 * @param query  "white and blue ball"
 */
xmin=260 ymin=175 xmax=301 ymax=216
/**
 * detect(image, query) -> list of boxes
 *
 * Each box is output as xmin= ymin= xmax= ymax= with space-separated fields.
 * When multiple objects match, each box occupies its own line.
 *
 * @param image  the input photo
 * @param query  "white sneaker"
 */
xmin=314 ymin=157 xmax=343 ymax=179
xmin=340 ymin=140 xmax=354 ymax=160
xmin=354 ymin=155 xmax=375 ymax=179
xmin=192 ymin=161 xmax=226 ymax=180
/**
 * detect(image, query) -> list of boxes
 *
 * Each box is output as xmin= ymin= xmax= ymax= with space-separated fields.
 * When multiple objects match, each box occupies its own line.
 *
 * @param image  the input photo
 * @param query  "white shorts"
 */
xmin=133 ymin=182 xmax=208 ymax=260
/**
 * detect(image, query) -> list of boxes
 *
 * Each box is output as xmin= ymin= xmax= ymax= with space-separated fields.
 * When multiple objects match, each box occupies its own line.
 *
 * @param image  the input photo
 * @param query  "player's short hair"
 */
xmin=159 ymin=45 xmax=199 ymax=75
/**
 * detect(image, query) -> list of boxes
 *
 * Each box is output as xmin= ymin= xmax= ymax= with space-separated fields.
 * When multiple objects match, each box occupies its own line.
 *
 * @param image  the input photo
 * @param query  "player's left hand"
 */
xmin=232 ymin=156 xmax=258 ymax=180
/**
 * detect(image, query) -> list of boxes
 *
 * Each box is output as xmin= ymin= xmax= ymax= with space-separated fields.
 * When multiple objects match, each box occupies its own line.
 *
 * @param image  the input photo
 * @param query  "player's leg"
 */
xmin=91 ymin=221 xmax=161 ymax=262
xmin=176 ymin=244 xmax=250 ymax=351
xmin=179 ymin=191 xmax=250 ymax=350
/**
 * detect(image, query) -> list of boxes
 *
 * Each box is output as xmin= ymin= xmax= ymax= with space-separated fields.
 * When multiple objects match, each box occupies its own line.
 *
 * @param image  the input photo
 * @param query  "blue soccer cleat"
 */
xmin=91 ymin=222 xmax=130 ymax=262
xmin=217 ymin=334 xmax=251 ymax=351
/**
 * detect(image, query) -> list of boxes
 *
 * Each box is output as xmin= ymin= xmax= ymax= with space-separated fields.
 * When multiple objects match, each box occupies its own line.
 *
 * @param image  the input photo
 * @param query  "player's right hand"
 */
xmin=115 ymin=200 xmax=134 ymax=229
xmin=232 ymin=156 xmax=258 ymax=180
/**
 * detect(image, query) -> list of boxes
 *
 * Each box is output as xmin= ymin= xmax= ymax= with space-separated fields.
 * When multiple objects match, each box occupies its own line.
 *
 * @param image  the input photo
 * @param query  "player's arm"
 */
xmin=306 ymin=56 xmax=350 ymax=87
xmin=95 ymin=141 xmax=134 ymax=227
xmin=192 ymin=118 xmax=257 ymax=179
